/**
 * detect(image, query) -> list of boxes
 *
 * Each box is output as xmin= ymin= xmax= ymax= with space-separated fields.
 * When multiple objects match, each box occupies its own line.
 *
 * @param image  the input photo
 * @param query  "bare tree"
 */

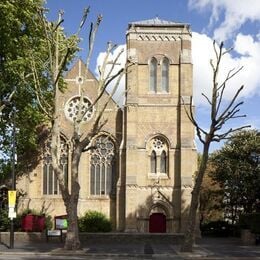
xmin=31 ymin=8 xmax=126 ymax=250
xmin=181 ymin=41 xmax=250 ymax=252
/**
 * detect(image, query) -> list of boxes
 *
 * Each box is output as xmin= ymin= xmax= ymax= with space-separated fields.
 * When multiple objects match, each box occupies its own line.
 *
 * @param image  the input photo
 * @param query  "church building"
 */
xmin=17 ymin=18 xmax=197 ymax=233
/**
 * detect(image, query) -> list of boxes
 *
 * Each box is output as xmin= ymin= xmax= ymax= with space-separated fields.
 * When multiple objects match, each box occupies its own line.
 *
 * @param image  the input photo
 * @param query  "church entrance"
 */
xmin=149 ymin=213 xmax=166 ymax=233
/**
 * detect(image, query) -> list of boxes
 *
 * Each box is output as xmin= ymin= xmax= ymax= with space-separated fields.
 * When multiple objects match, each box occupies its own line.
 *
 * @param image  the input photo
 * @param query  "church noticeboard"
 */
xmin=55 ymin=217 xmax=68 ymax=230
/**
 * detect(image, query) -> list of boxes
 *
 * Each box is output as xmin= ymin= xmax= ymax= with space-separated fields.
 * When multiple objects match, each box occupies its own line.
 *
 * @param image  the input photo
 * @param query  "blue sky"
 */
xmin=45 ymin=0 xmax=260 ymax=152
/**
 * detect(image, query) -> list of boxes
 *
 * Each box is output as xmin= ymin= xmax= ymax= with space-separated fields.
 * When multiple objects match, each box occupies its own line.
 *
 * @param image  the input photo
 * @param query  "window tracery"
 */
xmin=148 ymin=136 xmax=168 ymax=176
xmin=64 ymin=96 xmax=94 ymax=123
xmin=43 ymin=137 xmax=68 ymax=195
xmin=90 ymin=135 xmax=115 ymax=196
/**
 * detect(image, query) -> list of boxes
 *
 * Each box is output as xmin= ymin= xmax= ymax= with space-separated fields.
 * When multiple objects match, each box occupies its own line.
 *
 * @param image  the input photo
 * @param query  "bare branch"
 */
xmin=37 ymin=8 xmax=53 ymax=73
xmin=181 ymin=96 xmax=207 ymax=143
xmin=212 ymin=125 xmax=251 ymax=142
xmin=77 ymin=6 xmax=90 ymax=33
xmin=201 ymin=93 xmax=212 ymax=105
xmin=31 ymin=59 xmax=52 ymax=117
xmin=222 ymin=46 xmax=233 ymax=55
xmin=85 ymin=14 xmax=102 ymax=70
xmin=216 ymin=85 xmax=244 ymax=124
xmin=55 ymin=47 xmax=71 ymax=85
xmin=103 ymin=46 xmax=124 ymax=85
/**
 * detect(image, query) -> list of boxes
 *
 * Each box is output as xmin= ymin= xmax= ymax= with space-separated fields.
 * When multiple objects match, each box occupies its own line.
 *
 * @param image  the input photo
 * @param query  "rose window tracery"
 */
xmin=64 ymin=96 xmax=94 ymax=123
xmin=152 ymin=137 xmax=166 ymax=151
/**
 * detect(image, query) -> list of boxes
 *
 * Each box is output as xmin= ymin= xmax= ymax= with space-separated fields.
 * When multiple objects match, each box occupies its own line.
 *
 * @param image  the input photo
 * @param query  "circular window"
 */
xmin=76 ymin=76 xmax=84 ymax=84
xmin=64 ymin=96 xmax=94 ymax=123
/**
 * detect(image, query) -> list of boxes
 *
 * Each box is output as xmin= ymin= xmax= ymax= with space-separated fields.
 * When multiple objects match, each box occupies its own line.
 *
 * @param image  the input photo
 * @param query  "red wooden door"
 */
xmin=149 ymin=213 xmax=166 ymax=233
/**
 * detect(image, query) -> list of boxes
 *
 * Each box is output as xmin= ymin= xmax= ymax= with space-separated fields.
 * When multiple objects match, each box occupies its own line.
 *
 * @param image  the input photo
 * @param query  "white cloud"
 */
xmin=192 ymin=32 xmax=260 ymax=106
xmin=95 ymin=44 xmax=126 ymax=107
xmin=95 ymin=34 xmax=260 ymax=113
xmin=188 ymin=0 xmax=260 ymax=41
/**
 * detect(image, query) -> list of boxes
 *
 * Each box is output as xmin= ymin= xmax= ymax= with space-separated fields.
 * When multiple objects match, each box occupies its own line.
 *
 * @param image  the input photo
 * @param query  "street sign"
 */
xmin=8 ymin=190 xmax=16 ymax=208
xmin=8 ymin=207 xmax=16 ymax=219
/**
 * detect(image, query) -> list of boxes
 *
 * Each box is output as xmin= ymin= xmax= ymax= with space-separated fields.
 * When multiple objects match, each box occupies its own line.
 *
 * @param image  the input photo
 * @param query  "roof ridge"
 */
xmin=130 ymin=17 xmax=183 ymax=26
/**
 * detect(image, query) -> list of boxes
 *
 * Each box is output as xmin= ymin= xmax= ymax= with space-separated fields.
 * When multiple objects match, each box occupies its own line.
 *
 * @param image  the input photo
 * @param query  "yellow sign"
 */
xmin=8 ymin=190 xmax=16 ymax=208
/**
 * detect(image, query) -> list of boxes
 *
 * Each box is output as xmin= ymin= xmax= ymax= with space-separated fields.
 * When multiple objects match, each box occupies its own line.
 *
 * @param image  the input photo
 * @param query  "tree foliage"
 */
xmin=199 ymin=156 xmax=223 ymax=225
xmin=209 ymin=130 xmax=260 ymax=223
xmin=0 ymin=0 xmax=53 ymax=181
xmin=0 ymin=0 xmax=79 ymax=183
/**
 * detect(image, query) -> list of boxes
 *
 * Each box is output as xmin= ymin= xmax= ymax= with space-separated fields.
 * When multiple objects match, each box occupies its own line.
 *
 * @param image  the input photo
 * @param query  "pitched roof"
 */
xmin=129 ymin=17 xmax=186 ymax=27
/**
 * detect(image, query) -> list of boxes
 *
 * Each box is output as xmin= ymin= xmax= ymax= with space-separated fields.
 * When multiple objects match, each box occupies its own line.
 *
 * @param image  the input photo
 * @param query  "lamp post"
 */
xmin=9 ymin=104 xmax=16 ymax=249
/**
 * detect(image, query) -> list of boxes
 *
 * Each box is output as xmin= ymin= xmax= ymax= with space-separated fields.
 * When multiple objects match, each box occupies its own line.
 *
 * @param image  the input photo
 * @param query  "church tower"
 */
xmin=119 ymin=18 xmax=197 ymax=232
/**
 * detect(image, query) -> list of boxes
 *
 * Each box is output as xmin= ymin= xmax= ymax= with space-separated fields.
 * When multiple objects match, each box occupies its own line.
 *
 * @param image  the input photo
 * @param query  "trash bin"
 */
xmin=22 ymin=214 xmax=45 ymax=232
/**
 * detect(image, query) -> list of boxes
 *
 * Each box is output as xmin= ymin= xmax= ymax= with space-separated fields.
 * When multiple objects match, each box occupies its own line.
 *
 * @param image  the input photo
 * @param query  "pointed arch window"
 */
xmin=90 ymin=135 xmax=115 ymax=196
xmin=149 ymin=57 xmax=157 ymax=92
xmin=148 ymin=136 xmax=169 ymax=176
xmin=160 ymin=150 xmax=167 ymax=173
xmin=162 ymin=58 xmax=169 ymax=92
xmin=43 ymin=137 xmax=68 ymax=195
xmin=151 ymin=151 xmax=157 ymax=174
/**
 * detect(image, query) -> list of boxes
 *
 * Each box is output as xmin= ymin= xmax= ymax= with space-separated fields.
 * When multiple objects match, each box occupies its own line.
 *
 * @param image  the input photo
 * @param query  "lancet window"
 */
xmin=149 ymin=57 xmax=157 ymax=92
xmin=161 ymin=57 xmax=169 ymax=92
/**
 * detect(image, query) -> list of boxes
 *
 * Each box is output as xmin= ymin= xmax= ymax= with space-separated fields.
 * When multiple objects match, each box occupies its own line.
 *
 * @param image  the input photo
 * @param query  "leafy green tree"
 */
xmin=209 ymin=130 xmax=260 ymax=223
xmin=0 ymin=0 xmax=51 ymax=182
xmin=199 ymin=157 xmax=223 ymax=225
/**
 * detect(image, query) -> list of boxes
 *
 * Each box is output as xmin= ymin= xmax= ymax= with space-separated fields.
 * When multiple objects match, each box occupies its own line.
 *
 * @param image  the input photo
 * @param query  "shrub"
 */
xmin=0 ymin=208 xmax=22 ymax=231
xmin=239 ymin=213 xmax=260 ymax=234
xmin=78 ymin=210 xmax=112 ymax=232
xmin=0 ymin=208 xmax=53 ymax=232
xmin=201 ymin=220 xmax=233 ymax=236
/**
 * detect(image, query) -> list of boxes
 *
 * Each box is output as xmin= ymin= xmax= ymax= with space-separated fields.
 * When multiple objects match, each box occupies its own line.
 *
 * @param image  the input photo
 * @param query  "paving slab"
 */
xmin=0 ymin=236 xmax=259 ymax=259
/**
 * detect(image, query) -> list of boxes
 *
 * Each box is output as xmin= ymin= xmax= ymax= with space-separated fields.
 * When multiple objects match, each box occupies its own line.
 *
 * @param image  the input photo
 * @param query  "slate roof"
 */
xmin=129 ymin=17 xmax=186 ymax=27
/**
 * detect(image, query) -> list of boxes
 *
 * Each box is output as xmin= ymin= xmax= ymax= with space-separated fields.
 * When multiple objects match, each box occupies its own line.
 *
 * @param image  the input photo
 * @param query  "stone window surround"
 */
xmin=147 ymin=136 xmax=169 ymax=178
xmin=148 ymin=56 xmax=170 ymax=94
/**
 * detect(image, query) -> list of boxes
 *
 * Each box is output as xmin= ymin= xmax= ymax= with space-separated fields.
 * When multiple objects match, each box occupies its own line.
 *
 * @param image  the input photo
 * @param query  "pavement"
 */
xmin=0 ymin=236 xmax=260 ymax=259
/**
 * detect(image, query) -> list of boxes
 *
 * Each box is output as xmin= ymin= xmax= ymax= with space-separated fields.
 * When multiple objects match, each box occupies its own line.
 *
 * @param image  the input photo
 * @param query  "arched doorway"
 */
xmin=149 ymin=212 xmax=166 ymax=233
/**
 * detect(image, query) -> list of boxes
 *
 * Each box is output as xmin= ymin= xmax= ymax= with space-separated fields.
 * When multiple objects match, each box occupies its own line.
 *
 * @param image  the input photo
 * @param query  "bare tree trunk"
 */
xmin=64 ymin=145 xmax=81 ymax=250
xmin=64 ymin=198 xmax=80 ymax=250
xmin=180 ymin=41 xmax=248 ymax=252
xmin=181 ymin=139 xmax=211 ymax=252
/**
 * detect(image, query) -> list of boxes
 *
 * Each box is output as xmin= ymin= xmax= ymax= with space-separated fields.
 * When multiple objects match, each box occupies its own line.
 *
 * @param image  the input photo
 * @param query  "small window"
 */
xmin=151 ymin=151 xmax=157 ymax=174
xmin=160 ymin=150 xmax=167 ymax=173
xmin=162 ymin=58 xmax=169 ymax=92
xmin=150 ymin=57 xmax=157 ymax=92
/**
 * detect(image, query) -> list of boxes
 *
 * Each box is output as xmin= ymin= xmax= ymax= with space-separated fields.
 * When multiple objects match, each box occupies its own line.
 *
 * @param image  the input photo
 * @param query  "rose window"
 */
xmin=152 ymin=137 xmax=165 ymax=150
xmin=64 ymin=96 xmax=94 ymax=123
